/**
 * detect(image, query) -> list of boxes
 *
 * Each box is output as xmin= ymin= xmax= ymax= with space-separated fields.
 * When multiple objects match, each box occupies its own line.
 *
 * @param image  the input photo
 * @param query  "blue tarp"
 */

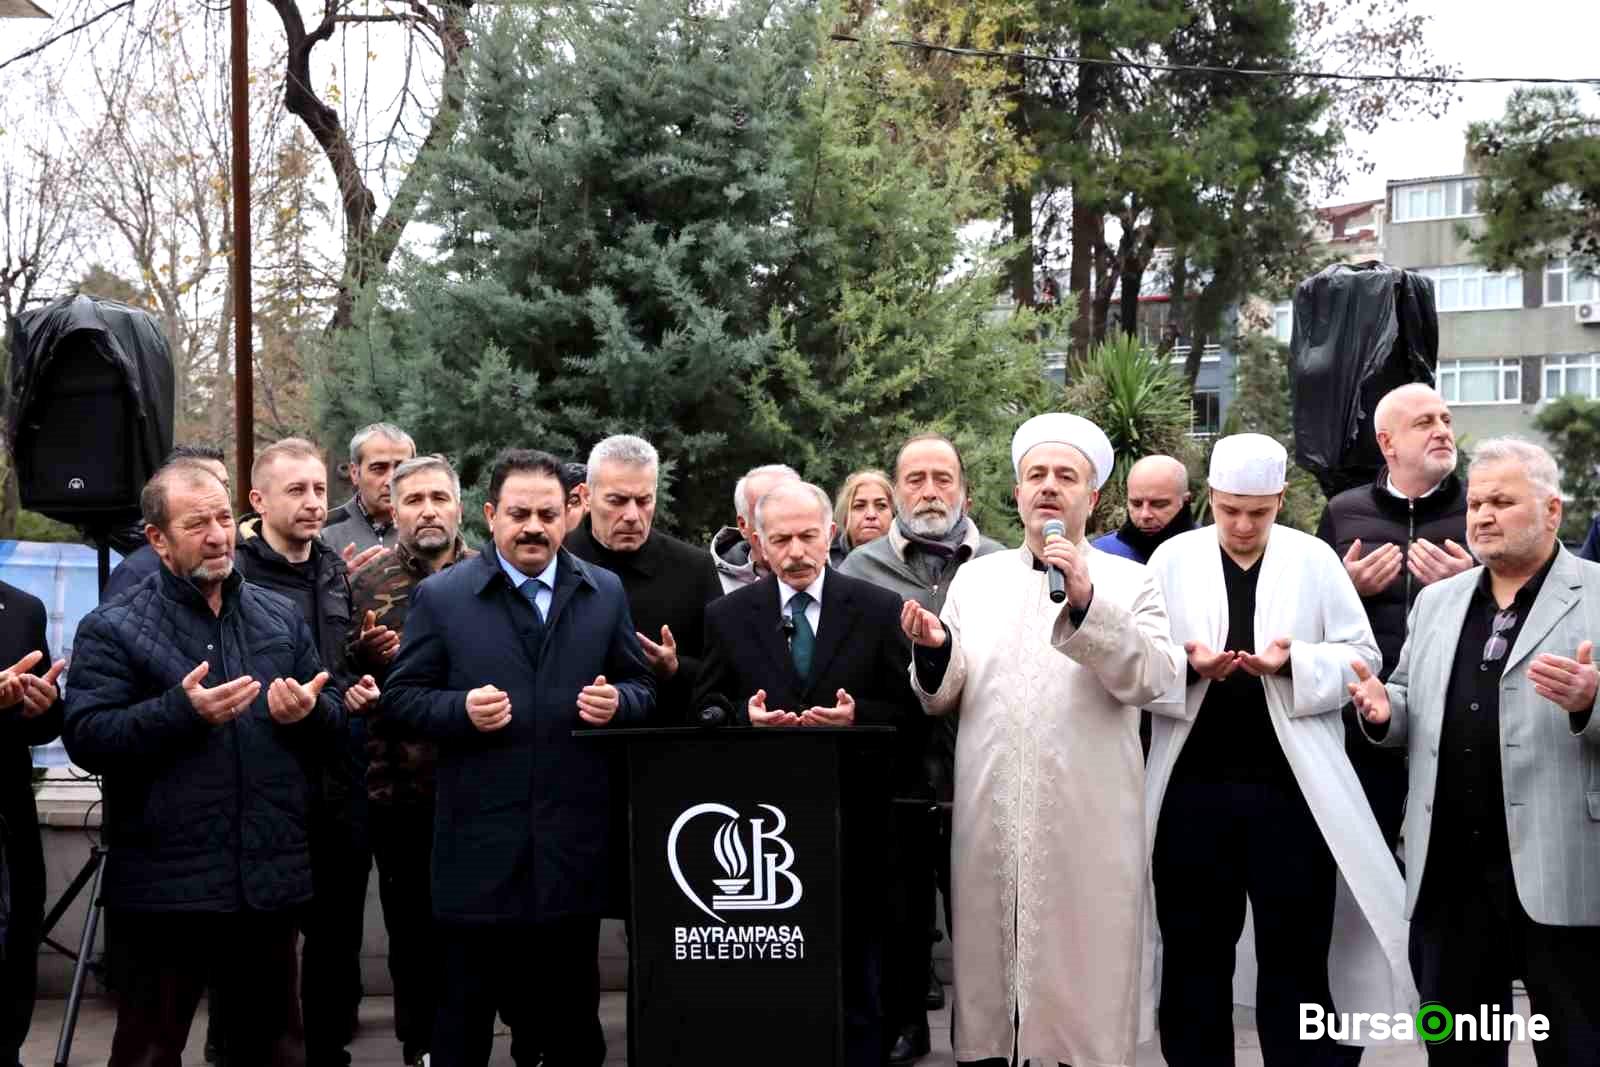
xmin=0 ymin=540 xmax=122 ymax=767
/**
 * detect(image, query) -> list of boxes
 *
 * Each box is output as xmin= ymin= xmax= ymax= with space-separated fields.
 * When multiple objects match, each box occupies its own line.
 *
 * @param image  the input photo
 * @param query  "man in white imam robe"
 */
xmin=1142 ymin=433 xmax=1416 ymax=1064
xmin=902 ymin=413 xmax=1184 ymax=1067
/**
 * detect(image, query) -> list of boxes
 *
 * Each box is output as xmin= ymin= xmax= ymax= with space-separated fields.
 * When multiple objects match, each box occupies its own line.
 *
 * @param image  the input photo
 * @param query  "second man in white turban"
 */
xmin=1142 ymin=432 xmax=1416 ymax=1064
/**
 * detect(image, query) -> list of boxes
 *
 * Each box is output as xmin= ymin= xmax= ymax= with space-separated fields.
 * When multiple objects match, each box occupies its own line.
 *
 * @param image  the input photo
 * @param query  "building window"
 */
xmin=1190 ymin=389 xmax=1221 ymax=437
xmin=1437 ymin=359 xmax=1520 ymax=405
xmin=1391 ymin=179 xmax=1480 ymax=223
xmin=1271 ymin=302 xmax=1292 ymax=344
xmin=1544 ymin=354 xmax=1600 ymax=400
xmin=1545 ymin=257 xmax=1600 ymax=306
xmin=1418 ymin=264 xmax=1523 ymax=312
xmin=1043 ymin=353 xmax=1066 ymax=386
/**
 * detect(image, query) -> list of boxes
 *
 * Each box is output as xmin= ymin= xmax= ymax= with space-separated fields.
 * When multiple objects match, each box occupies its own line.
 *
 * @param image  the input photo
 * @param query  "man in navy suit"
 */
xmin=382 ymin=448 xmax=655 ymax=1067
xmin=695 ymin=479 xmax=920 ymax=1067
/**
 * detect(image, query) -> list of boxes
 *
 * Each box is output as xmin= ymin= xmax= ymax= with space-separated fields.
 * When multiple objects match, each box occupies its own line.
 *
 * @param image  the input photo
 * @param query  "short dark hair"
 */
xmin=558 ymin=461 xmax=588 ymax=495
xmin=487 ymin=448 xmax=565 ymax=505
xmin=894 ymin=432 xmax=967 ymax=487
xmin=169 ymin=443 xmax=225 ymax=464
xmin=142 ymin=459 xmax=227 ymax=530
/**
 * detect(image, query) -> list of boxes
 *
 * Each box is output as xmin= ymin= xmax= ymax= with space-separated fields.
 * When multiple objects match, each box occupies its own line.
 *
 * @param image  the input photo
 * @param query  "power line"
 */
xmin=830 ymin=32 xmax=1600 ymax=88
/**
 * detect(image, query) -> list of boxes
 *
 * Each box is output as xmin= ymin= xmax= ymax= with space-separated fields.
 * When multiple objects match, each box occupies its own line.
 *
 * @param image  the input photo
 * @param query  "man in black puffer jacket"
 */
xmin=63 ymin=458 xmax=342 ymax=1067
xmin=1316 ymin=383 xmax=1472 ymax=851
xmin=233 ymin=438 xmax=374 ymax=1067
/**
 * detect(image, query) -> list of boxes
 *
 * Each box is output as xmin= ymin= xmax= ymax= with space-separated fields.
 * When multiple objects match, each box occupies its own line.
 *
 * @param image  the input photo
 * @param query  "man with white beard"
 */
xmin=839 ymin=432 xmax=1004 ymax=1063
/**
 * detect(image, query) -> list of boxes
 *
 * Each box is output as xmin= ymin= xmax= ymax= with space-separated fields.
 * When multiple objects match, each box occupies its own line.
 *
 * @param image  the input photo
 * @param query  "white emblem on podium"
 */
xmin=668 ymin=802 xmax=803 ymax=924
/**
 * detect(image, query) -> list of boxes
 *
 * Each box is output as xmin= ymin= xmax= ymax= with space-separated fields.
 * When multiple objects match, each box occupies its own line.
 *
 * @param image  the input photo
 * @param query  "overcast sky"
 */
xmin=5 ymin=0 xmax=1597 ymax=214
xmin=1328 ymin=0 xmax=1599 ymax=205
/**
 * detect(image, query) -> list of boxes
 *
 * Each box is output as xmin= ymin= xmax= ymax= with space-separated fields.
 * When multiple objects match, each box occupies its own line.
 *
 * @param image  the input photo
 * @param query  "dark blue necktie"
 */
xmin=520 ymin=578 xmax=548 ymax=654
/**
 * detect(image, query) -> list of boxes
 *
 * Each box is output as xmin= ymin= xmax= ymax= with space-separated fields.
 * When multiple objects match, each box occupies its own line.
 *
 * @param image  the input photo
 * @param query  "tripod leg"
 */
xmin=54 ymin=849 xmax=107 ymax=1067
xmin=40 ymin=851 xmax=102 ymax=944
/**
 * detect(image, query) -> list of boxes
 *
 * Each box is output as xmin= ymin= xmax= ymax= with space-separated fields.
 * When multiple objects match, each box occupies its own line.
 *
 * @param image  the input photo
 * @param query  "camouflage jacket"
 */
xmin=350 ymin=535 xmax=476 ymax=808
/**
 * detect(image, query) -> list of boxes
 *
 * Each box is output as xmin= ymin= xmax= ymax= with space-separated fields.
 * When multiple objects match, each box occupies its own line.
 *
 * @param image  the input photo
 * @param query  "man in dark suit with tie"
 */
xmin=695 ymin=479 xmax=920 ymax=1067
xmin=382 ymin=448 xmax=655 ymax=1067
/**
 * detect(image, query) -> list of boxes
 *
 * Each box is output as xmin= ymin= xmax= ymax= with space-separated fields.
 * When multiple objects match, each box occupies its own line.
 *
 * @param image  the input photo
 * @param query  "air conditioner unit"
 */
xmin=1578 ymin=301 xmax=1600 ymax=325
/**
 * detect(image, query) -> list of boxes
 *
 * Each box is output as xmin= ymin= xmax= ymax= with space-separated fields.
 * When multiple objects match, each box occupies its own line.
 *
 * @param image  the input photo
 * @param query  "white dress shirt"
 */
xmin=497 ymin=550 xmax=559 ymax=620
xmin=777 ymin=569 xmax=825 ymax=637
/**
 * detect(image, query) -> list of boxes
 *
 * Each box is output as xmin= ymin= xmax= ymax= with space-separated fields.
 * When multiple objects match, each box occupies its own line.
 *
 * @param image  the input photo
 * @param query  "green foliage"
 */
xmin=1214 ymin=332 xmax=1324 ymax=532
xmin=1467 ymin=88 xmax=1600 ymax=276
xmin=1534 ymin=394 xmax=1600 ymax=542
xmin=319 ymin=0 xmax=813 ymax=541
xmin=255 ymin=128 xmax=335 ymax=442
xmin=1059 ymin=334 xmax=1198 ymax=535
xmin=317 ymin=0 xmax=1065 ymax=545
xmin=15 ymin=510 xmax=80 ymax=543
xmin=747 ymin=11 xmax=1060 ymax=544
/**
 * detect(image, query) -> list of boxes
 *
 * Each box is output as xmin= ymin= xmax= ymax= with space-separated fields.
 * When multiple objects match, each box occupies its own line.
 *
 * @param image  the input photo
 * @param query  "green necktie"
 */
xmin=788 ymin=591 xmax=815 ymax=679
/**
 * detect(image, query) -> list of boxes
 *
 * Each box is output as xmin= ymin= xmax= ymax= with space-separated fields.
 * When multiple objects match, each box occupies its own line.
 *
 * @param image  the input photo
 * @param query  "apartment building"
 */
xmin=1382 ymin=171 xmax=1600 ymax=448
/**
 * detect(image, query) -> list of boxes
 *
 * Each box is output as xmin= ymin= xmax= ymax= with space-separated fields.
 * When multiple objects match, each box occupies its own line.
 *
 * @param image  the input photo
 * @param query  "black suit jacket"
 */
xmin=695 ymin=569 xmax=922 ymax=791
xmin=0 ymin=581 xmax=62 ymax=946
xmin=563 ymin=519 xmax=722 ymax=713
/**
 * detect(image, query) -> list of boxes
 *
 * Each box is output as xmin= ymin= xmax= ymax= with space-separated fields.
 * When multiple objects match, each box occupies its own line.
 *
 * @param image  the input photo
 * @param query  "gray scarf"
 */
xmin=897 ymin=515 xmax=971 ymax=586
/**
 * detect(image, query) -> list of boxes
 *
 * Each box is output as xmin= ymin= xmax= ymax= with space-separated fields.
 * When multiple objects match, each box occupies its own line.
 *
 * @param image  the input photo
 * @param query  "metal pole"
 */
xmin=51 ymin=847 xmax=106 ymax=1067
xmin=230 ymin=0 xmax=253 ymax=498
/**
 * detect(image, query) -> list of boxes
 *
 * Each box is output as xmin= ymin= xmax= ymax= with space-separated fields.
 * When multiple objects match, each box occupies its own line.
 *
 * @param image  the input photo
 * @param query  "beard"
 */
xmin=901 ymin=501 xmax=964 ymax=538
xmin=189 ymin=557 xmax=234 ymax=582
xmin=411 ymin=527 xmax=451 ymax=553
xmin=1470 ymin=520 xmax=1544 ymax=569
xmin=1419 ymin=450 xmax=1457 ymax=485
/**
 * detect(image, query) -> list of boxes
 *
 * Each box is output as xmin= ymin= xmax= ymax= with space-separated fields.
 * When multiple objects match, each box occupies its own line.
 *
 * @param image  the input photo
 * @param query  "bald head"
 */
xmin=1374 ymin=383 xmax=1456 ymax=497
xmin=1374 ymin=383 xmax=1445 ymax=436
xmin=1125 ymin=455 xmax=1191 ymax=534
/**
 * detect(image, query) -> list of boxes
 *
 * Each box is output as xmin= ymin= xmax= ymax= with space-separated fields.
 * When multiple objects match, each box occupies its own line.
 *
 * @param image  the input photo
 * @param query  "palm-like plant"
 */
xmin=1060 ymin=334 xmax=1199 ymax=536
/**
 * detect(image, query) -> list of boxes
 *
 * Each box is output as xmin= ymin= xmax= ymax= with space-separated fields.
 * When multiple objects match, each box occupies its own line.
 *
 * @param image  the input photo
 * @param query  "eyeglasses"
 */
xmin=1482 ymin=608 xmax=1518 ymax=662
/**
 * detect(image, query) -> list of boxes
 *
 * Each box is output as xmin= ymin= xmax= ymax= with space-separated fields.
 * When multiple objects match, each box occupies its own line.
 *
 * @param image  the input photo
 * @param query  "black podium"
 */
xmin=593 ymin=726 xmax=893 ymax=1067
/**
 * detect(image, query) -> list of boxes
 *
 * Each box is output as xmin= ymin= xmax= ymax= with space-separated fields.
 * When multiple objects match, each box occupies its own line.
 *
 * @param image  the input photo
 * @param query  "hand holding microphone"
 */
xmin=1041 ymin=519 xmax=1092 ymax=609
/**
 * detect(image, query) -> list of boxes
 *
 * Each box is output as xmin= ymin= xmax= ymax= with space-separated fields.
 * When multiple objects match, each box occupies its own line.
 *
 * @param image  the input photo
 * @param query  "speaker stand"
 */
xmin=45 ymin=528 xmax=114 ymax=1066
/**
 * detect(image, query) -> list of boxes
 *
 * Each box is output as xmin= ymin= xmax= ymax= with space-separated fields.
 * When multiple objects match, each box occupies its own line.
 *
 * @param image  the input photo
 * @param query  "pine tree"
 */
xmin=318 ymin=0 xmax=1067 ymax=541
xmin=1467 ymin=88 xmax=1600 ymax=276
xmin=256 ymin=129 xmax=335 ymax=444
xmin=750 ymin=9 xmax=1058 ymax=541
xmin=319 ymin=0 xmax=815 ymax=536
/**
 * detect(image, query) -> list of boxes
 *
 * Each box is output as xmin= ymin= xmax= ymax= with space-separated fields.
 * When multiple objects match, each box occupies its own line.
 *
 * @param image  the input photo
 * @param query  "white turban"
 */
xmin=1010 ymin=413 xmax=1115 ymax=490
xmin=1208 ymin=433 xmax=1287 ymax=495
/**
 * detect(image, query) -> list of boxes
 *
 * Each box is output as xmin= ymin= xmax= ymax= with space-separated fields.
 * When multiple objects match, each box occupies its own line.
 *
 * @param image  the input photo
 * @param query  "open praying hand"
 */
xmin=1527 ymin=641 xmax=1599 ymax=716
xmin=747 ymin=689 xmax=798 ymax=727
xmin=799 ymin=689 xmax=855 ymax=727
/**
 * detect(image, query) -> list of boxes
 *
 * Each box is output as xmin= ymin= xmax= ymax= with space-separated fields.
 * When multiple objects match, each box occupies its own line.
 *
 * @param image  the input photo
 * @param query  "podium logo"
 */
xmin=668 ymin=802 xmax=803 ymax=924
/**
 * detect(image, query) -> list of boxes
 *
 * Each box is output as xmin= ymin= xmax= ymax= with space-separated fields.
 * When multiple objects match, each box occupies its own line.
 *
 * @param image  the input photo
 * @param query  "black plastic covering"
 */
xmin=1289 ymin=262 xmax=1439 ymax=499
xmin=6 ymin=294 xmax=176 ymax=525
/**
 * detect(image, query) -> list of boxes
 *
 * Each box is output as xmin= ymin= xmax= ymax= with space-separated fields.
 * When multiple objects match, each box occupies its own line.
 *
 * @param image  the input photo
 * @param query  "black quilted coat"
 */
xmin=63 ymin=565 xmax=342 ymax=913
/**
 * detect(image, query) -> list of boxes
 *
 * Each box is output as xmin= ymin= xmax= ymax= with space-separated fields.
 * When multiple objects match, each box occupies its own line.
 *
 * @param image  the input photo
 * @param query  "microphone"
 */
xmin=1042 ymin=518 xmax=1067 ymax=604
xmin=698 ymin=692 xmax=733 ymax=729
xmin=780 ymin=615 xmax=797 ymax=641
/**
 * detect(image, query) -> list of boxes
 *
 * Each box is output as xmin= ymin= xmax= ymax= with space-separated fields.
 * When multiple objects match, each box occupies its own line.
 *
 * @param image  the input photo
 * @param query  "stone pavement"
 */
xmin=22 ymin=992 xmax=1539 ymax=1065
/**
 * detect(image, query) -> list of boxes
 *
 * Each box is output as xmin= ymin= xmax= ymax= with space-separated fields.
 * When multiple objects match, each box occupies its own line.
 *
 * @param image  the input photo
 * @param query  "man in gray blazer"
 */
xmin=1350 ymin=436 xmax=1600 ymax=1066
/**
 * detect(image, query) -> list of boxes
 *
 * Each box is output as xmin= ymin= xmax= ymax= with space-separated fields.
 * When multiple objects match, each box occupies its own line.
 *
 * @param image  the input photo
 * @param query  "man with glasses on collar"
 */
xmin=1352 ymin=437 xmax=1600 ymax=1066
